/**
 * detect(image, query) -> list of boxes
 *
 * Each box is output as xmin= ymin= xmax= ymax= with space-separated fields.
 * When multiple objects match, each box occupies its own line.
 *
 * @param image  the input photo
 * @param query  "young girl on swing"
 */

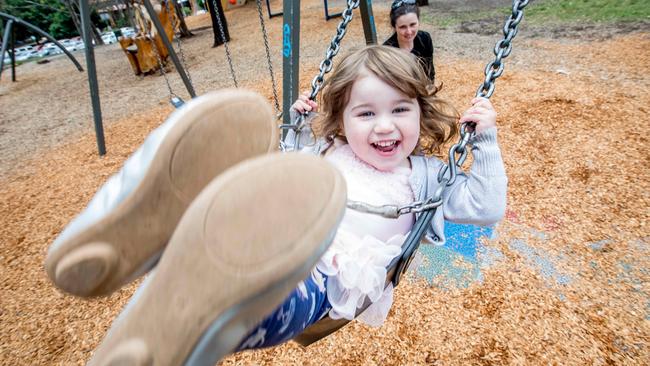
xmin=45 ymin=45 xmax=506 ymax=365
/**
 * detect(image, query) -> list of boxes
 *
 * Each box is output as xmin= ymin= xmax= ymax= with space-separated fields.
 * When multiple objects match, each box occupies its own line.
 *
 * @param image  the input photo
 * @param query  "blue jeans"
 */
xmin=236 ymin=270 xmax=332 ymax=350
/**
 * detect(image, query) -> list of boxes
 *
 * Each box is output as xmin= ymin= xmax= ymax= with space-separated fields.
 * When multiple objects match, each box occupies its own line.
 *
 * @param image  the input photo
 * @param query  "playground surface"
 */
xmin=1 ymin=0 xmax=649 ymax=364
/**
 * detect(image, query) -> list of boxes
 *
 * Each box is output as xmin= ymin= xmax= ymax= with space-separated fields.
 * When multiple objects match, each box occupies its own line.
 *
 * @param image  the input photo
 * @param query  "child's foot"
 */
xmin=86 ymin=153 xmax=346 ymax=366
xmin=45 ymin=90 xmax=279 ymax=297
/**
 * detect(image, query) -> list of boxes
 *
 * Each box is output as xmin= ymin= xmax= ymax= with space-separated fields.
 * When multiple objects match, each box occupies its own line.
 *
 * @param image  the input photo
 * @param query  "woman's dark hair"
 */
xmin=389 ymin=1 xmax=420 ymax=28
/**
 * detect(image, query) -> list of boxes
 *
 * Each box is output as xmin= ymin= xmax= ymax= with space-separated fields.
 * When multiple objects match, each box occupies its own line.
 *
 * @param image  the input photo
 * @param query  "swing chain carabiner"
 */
xmin=346 ymin=189 xmax=445 ymax=219
xmin=309 ymin=0 xmax=361 ymax=101
xmin=279 ymin=113 xmax=317 ymax=152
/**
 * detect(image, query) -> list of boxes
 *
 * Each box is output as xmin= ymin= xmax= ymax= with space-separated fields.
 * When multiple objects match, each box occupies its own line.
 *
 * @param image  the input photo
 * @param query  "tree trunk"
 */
xmin=91 ymin=24 xmax=105 ymax=45
xmin=64 ymin=0 xmax=83 ymax=38
xmin=188 ymin=0 xmax=200 ymax=15
xmin=206 ymin=0 xmax=229 ymax=47
xmin=64 ymin=0 xmax=104 ymax=45
xmin=170 ymin=0 xmax=194 ymax=38
xmin=122 ymin=0 xmax=137 ymax=30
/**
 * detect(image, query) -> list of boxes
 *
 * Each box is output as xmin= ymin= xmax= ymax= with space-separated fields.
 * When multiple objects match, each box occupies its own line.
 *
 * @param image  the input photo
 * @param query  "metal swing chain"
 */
xmin=164 ymin=0 xmax=193 ymax=89
xmin=211 ymin=0 xmax=238 ymax=87
xmin=138 ymin=1 xmax=181 ymax=105
xmin=390 ymin=0 xmax=530 ymax=286
xmin=348 ymin=0 xmax=530 ymax=219
xmin=279 ymin=0 xmax=360 ymax=149
xmin=309 ymin=0 xmax=360 ymax=101
xmin=477 ymin=0 xmax=529 ymax=98
xmin=255 ymin=0 xmax=281 ymax=115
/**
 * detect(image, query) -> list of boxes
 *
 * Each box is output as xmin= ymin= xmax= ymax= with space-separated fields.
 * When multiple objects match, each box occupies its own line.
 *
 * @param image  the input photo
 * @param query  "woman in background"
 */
xmin=383 ymin=0 xmax=435 ymax=83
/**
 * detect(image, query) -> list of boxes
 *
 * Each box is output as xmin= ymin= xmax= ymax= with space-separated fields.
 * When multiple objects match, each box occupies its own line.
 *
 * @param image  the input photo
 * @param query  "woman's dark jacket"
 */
xmin=383 ymin=30 xmax=435 ymax=83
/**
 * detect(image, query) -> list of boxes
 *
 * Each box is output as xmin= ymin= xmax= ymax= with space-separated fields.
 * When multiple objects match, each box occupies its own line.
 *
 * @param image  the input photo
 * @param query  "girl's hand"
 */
xmin=459 ymin=97 xmax=497 ymax=134
xmin=291 ymin=91 xmax=319 ymax=114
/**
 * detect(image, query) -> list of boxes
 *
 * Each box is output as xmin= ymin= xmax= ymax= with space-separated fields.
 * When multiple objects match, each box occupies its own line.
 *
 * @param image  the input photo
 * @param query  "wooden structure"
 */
xmin=118 ymin=1 xmax=177 ymax=75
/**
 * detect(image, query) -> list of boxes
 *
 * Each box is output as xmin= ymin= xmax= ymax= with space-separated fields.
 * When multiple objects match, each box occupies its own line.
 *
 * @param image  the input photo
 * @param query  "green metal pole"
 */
xmin=79 ymin=0 xmax=106 ymax=156
xmin=359 ymin=0 xmax=377 ymax=45
xmin=282 ymin=0 xmax=301 ymax=132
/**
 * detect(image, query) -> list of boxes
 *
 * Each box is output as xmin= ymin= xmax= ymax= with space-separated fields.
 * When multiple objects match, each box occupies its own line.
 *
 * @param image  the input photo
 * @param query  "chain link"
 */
xmin=256 ymin=0 xmax=281 ymax=114
xmin=165 ymin=0 xmax=193 ymax=88
xmin=280 ymin=0 xmax=527 ymax=220
xmin=137 ymin=1 xmax=180 ymax=103
xmin=308 ymin=0 xmax=360 ymax=101
xmin=211 ymin=0 xmax=238 ymax=87
xmin=347 ymin=0 xmax=529 ymax=219
xmin=280 ymin=0 xmax=360 ymax=150
xmin=476 ymin=0 xmax=529 ymax=98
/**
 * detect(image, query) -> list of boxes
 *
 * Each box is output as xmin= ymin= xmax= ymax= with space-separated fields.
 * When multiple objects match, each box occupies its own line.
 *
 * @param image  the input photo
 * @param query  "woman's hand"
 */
xmin=291 ymin=91 xmax=319 ymax=115
xmin=459 ymin=97 xmax=497 ymax=134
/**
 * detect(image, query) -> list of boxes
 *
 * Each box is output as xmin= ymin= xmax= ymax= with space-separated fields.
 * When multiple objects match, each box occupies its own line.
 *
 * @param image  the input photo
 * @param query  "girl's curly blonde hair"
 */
xmin=315 ymin=45 xmax=458 ymax=156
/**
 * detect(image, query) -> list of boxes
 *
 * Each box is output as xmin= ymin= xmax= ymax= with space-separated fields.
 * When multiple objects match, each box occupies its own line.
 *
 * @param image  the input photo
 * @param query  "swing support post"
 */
xmin=0 ymin=19 xmax=14 ymax=81
xmin=142 ymin=0 xmax=196 ymax=98
xmin=0 ymin=12 xmax=84 ymax=81
xmin=282 ymin=0 xmax=301 ymax=132
xmin=358 ymin=0 xmax=377 ymax=45
xmin=265 ymin=0 xmax=282 ymax=18
xmin=79 ymin=0 xmax=106 ymax=156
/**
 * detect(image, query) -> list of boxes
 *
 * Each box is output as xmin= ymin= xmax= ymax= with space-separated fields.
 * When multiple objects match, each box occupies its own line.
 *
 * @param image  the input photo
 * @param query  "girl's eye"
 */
xmin=393 ymin=107 xmax=409 ymax=113
xmin=357 ymin=111 xmax=374 ymax=118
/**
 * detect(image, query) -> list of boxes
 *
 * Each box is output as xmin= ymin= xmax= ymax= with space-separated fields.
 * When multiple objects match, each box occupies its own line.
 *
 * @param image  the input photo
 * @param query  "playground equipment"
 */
xmin=278 ymin=0 xmax=530 ymax=346
xmin=139 ymin=0 xmax=196 ymax=108
xmin=280 ymin=0 xmax=377 ymax=128
xmin=264 ymin=0 xmax=352 ymax=21
xmin=118 ymin=1 xmax=178 ymax=75
xmin=0 ymin=12 xmax=84 ymax=82
xmin=207 ymin=0 xmax=281 ymax=114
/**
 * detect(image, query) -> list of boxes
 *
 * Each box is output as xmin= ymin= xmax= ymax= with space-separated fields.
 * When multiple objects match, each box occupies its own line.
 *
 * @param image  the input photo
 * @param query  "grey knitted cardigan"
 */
xmin=407 ymin=127 xmax=507 ymax=244
xmin=285 ymin=115 xmax=508 ymax=245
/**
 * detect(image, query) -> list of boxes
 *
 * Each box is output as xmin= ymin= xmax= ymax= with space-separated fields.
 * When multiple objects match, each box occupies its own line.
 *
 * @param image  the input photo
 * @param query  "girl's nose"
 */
xmin=373 ymin=116 xmax=395 ymax=134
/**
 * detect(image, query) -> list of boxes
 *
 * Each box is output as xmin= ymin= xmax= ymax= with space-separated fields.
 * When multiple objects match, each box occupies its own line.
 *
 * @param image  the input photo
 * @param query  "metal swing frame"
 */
xmin=139 ymin=0 xmax=196 ymax=107
xmin=264 ymin=0 xmax=357 ymax=21
xmin=284 ymin=0 xmax=530 ymax=347
xmin=281 ymin=0 xmax=376 ymax=130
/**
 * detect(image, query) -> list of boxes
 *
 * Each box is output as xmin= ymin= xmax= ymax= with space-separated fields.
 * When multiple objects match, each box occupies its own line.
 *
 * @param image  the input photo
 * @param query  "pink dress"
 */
xmin=316 ymin=144 xmax=415 ymax=326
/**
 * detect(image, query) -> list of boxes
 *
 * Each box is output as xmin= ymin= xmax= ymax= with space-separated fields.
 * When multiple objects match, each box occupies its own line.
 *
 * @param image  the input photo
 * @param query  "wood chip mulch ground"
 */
xmin=0 ymin=1 xmax=648 ymax=364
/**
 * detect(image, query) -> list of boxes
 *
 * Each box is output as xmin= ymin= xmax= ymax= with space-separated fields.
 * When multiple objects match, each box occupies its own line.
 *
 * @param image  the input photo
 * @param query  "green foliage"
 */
xmin=1 ymin=0 xmax=77 ymax=42
xmin=525 ymin=0 xmax=650 ymax=23
xmin=423 ymin=0 xmax=650 ymax=28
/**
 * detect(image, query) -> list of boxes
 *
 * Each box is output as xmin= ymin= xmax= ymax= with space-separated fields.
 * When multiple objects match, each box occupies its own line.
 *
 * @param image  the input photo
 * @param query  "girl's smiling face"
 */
xmin=342 ymin=71 xmax=420 ymax=172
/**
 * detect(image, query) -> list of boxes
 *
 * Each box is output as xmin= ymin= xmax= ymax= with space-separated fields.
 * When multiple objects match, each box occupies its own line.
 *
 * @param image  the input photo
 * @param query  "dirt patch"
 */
xmin=0 ymin=0 xmax=649 ymax=365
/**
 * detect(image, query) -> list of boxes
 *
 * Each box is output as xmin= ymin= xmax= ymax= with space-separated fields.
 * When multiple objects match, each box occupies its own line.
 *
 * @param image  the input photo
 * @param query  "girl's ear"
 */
xmin=337 ymin=120 xmax=346 ymax=136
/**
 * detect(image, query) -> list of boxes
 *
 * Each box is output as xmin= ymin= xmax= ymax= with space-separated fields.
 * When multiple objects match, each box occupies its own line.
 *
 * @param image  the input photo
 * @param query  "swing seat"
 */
xmin=294 ymin=246 xmax=406 ymax=346
xmin=119 ymin=2 xmax=176 ymax=76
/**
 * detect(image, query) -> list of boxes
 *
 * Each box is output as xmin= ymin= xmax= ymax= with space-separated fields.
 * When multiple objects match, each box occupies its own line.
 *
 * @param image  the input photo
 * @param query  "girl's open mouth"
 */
xmin=371 ymin=140 xmax=400 ymax=154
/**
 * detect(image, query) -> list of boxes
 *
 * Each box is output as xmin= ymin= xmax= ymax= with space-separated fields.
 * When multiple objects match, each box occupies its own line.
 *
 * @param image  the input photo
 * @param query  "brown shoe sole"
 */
xmin=45 ymin=90 xmax=279 ymax=297
xmin=86 ymin=153 xmax=347 ymax=366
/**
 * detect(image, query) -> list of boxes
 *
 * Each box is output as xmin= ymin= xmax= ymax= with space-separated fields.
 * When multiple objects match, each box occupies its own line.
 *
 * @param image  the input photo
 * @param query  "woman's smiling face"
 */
xmin=394 ymin=12 xmax=419 ymax=46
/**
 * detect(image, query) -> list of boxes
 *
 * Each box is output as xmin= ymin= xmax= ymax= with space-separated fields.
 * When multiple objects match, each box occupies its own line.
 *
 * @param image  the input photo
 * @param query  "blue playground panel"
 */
xmin=413 ymin=221 xmax=574 ymax=290
xmin=414 ymin=222 xmax=491 ymax=288
xmin=412 ymin=223 xmax=649 ymax=320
